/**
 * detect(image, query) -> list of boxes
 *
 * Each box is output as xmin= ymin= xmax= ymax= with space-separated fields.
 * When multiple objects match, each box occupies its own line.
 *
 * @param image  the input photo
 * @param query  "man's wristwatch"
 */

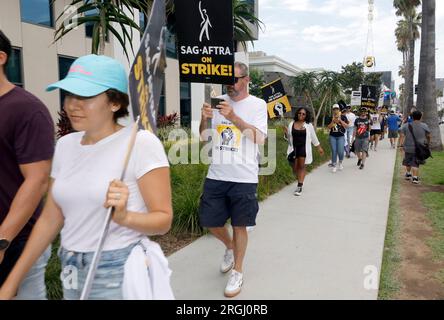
xmin=0 ymin=238 xmax=11 ymax=251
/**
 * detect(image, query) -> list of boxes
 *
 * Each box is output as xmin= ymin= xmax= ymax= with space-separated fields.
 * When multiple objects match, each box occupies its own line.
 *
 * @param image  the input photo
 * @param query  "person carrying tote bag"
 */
xmin=399 ymin=110 xmax=432 ymax=185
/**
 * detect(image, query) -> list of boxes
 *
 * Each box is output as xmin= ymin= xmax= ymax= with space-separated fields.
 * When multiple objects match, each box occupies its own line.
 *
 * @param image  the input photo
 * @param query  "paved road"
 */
xmin=168 ymin=138 xmax=397 ymax=300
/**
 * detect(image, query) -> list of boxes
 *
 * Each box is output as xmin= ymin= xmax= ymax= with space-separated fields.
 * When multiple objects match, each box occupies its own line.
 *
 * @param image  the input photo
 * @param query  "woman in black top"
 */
xmin=287 ymin=107 xmax=324 ymax=196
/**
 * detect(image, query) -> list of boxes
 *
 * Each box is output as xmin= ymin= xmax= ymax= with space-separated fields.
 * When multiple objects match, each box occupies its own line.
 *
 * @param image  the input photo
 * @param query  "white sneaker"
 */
xmin=332 ymin=166 xmax=337 ymax=173
xmin=339 ymin=164 xmax=344 ymax=171
xmin=220 ymin=249 xmax=234 ymax=273
xmin=224 ymin=270 xmax=243 ymax=298
xmin=294 ymin=186 xmax=303 ymax=196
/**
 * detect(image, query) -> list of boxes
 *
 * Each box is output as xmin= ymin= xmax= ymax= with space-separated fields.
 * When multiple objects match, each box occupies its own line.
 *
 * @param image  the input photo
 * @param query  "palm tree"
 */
xmin=395 ymin=19 xmax=410 ymax=110
xmin=233 ymin=0 xmax=265 ymax=51
xmin=292 ymin=72 xmax=318 ymax=119
xmin=416 ymin=0 xmax=443 ymax=150
xmin=393 ymin=0 xmax=421 ymax=110
xmin=292 ymin=71 xmax=343 ymax=128
xmin=53 ymin=0 xmax=152 ymax=59
xmin=317 ymin=71 xmax=343 ymax=127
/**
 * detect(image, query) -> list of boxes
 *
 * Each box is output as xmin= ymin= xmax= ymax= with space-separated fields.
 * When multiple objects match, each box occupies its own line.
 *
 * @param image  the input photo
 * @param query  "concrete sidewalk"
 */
xmin=168 ymin=138 xmax=397 ymax=300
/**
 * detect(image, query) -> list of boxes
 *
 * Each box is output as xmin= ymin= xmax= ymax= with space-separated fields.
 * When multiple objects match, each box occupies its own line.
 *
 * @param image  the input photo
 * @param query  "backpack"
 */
xmin=408 ymin=124 xmax=432 ymax=161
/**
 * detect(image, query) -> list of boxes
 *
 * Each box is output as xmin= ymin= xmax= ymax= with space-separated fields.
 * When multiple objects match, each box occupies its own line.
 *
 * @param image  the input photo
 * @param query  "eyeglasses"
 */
xmin=234 ymin=76 xmax=247 ymax=84
xmin=298 ymin=113 xmax=306 ymax=116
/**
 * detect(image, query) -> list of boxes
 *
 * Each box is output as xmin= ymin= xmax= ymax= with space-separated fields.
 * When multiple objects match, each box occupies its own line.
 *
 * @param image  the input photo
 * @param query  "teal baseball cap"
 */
xmin=46 ymin=54 xmax=128 ymax=97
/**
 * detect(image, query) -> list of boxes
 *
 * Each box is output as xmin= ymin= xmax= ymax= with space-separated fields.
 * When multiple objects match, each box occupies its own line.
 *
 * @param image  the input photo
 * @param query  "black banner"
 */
xmin=129 ymin=0 xmax=166 ymax=133
xmin=175 ymin=0 xmax=235 ymax=85
xmin=361 ymin=85 xmax=378 ymax=110
xmin=261 ymin=79 xmax=292 ymax=119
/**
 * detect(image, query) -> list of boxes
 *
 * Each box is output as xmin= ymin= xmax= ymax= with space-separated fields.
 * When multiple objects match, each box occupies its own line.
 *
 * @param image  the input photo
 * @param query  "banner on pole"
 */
xmin=129 ymin=0 xmax=166 ymax=133
xmin=351 ymin=91 xmax=362 ymax=106
xmin=261 ymin=79 xmax=292 ymax=119
xmin=361 ymin=85 xmax=378 ymax=110
xmin=378 ymin=91 xmax=384 ymax=107
xmin=175 ymin=0 xmax=234 ymax=85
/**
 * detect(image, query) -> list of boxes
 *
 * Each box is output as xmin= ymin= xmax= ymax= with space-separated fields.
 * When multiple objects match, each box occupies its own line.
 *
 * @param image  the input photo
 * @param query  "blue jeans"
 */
xmin=330 ymin=135 xmax=345 ymax=165
xmin=59 ymin=243 xmax=138 ymax=300
xmin=15 ymin=246 xmax=51 ymax=300
xmin=345 ymin=127 xmax=355 ymax=154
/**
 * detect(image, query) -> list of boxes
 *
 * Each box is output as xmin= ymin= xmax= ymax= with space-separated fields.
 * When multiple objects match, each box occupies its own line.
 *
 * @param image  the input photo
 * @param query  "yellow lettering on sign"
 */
xmin=198 ymin=64 xmax=207 ymax=75
xmin=134 ymin=55 xmax=143 ymax=81
xmin=180 ymin=63 xmax=234 ymax=77
xmin=181 ymin=64 xmax=190 ymax=74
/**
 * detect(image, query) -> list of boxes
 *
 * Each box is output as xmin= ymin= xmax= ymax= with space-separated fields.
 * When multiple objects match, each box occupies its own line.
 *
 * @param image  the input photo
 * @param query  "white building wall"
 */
xmin=0 ymin=0 xmax=115 ymax=124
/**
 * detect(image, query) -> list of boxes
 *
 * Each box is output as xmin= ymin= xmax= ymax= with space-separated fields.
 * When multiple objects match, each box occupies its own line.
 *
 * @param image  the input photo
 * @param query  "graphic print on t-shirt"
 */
xmin=355 ymin=118 xmax=370 ymax=137
xmin=216 ymin=123 xmax=241 ymax=152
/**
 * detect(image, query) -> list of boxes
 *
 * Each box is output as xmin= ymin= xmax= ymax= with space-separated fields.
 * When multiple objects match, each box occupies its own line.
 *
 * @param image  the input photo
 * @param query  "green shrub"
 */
xmin=169 ymin=122 xmax=331 ymax=234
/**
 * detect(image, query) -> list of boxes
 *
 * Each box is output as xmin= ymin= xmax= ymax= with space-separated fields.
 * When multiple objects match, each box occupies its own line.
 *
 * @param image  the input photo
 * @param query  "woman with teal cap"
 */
xmin=0 ymin=55 xmax=173 ymax=299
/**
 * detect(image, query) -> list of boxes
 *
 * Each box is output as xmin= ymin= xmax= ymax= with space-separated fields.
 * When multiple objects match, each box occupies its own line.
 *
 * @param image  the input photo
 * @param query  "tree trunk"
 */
xmin=404 ymin=48 xmax=413 ymax=111
xmin=402 ymin=51 xmax=407 ymax=114
xmin=99 ymin=7 xmax=106 ymax=55
xmin=406 ymin=37 xmax=415 ymax=108
xmin=417 ymin=0 xmax=443 ymax=150
xmin=304 ymin=91 xmax=316 ymax=128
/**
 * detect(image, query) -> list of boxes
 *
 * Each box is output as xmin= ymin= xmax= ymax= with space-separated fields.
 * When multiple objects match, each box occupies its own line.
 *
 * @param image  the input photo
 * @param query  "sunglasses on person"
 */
xmin=234 ymin=75 xmax=247 ymax=84
xmin=298 ymin=112 xmax=306 ymax=116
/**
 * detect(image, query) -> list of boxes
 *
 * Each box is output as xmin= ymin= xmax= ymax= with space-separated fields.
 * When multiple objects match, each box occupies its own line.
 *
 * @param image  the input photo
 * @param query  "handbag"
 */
xmin=408 ymin=124 xmax=432 ymax=161
xmin=350 ymin=140 xmax=356 ymax=154
xmin=287 ymin=150 xmax=296 ymax=164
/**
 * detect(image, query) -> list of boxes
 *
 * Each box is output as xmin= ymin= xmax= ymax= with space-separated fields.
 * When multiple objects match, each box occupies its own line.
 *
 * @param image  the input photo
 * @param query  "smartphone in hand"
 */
xmin=211 ymin=98 xmax=225 ymax=109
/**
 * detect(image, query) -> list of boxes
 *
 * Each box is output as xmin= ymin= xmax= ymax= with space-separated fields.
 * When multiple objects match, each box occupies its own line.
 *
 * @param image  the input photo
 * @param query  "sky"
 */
xmin=253 ymin=0 xmax=444 ymax=93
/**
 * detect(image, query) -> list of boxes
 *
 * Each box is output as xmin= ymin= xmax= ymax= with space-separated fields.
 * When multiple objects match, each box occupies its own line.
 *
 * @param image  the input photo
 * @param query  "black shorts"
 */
xmin=199 ymin=178 xmax=259 ymax=228
xmin=388 ymin=130 xmax=399 ymax=139
xmin=403 ymin=152 xmax=424 ymax=168
xmin=287 ymin=145 xmax=306 ymax=164
xmin=370 ymin=130 xmax=381 ymax=136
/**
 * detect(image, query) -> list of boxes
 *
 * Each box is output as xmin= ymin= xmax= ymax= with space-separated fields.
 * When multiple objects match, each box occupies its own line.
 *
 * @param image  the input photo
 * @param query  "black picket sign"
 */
xmin=129 ymin=0 xmax=166 ymax=133
xmin=175 ymin=0 xmax=235 ymax=85
xmin=361 ymin=85 xmax=378 ymax=110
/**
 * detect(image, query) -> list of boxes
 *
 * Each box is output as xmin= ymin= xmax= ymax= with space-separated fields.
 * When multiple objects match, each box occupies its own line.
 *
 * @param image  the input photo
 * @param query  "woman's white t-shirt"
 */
xmin=51 ymin=127 xmax=169 ymax=252
xmin=370 ymin=114 xmax=382 ymax=130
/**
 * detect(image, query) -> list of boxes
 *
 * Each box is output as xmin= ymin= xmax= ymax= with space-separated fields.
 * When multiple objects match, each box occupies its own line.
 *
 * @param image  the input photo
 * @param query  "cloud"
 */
xmin=253 ymin=0 xmax=444 ymax=92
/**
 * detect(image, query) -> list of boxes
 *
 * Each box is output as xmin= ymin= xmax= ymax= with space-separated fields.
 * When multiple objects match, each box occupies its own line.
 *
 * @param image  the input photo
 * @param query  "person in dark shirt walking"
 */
xmin=353 ymin=108 xmax=372 ymax=170
xmin=0 ymin=30 xmax=54 ymax=299
xmin=399 ymin=110 xmax=432 ymax=185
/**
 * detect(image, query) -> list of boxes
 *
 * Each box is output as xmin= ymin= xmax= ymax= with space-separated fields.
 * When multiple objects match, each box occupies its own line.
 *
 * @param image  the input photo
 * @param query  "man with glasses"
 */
xmin=198 ymin=62 xmax=267 ymax=298
xmin=0 ymin=30 xmax=54 ymax=299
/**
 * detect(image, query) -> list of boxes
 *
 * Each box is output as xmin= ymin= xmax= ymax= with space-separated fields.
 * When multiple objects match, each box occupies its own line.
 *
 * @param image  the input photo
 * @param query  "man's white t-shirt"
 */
xmin=346 ymin=112 xmax=357 ymax=128
xmin=207 ymin=94 xmax=268 ymax=184
xmin=51 ymin=127 xmax=169 ymax=252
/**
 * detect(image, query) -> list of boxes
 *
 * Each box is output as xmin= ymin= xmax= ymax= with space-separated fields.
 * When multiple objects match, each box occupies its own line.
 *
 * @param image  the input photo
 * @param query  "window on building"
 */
xmin=165 ymin=28 xmax=177 ymax=59
xmin=180 ymin=82 xmax=191 ymax=127
xmin=140 ymin=13 xmax=177 ymax=59
xmin=5 ymin=48 xmax=23 ymax=87
xmin=20 ymin=0 xmax=54 ymax=27
xmin=58 ymin=55 xmax=76 ymax=109
xmin=139 ymin=13 xmax=146 ymax=32
xmin=243 ymin=0 xmax=255 ymax=14
xmin=158 ymin=81 xmax=166 ymax=117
